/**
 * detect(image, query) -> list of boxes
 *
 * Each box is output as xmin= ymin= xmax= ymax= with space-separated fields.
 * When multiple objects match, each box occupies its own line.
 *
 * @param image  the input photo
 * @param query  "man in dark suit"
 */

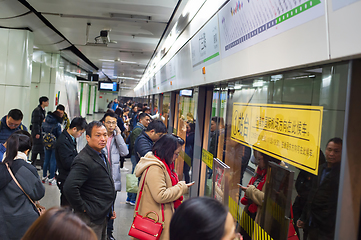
xmin=64 ymin=121 xmax=116 ymax=240
xmin=55 ymin=117 xmax=87 ymax=207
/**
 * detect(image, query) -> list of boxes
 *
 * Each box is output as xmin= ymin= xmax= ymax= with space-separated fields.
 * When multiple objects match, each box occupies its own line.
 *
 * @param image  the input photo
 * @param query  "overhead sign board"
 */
xmin=231 ymin=103 xmax=323 ymax=175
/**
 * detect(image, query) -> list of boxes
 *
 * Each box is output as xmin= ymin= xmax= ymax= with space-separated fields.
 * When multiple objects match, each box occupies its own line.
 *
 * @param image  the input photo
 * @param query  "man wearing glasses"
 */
xmin=0 ymin=109 xmax=28 ymax=144
xmin=101 ymin=111 xmax=128 ymax=240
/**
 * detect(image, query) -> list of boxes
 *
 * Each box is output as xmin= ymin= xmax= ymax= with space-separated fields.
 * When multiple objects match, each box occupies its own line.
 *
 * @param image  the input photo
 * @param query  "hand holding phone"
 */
xmin=237 ymin=183 xmax=248 ymax=192
xmin=186 ymin=181 xmax=195 ymax=187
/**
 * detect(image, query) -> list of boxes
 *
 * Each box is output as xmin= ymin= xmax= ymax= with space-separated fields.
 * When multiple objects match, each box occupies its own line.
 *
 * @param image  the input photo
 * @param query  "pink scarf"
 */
xmin=154 ymin=154 xmax=183 ymax=209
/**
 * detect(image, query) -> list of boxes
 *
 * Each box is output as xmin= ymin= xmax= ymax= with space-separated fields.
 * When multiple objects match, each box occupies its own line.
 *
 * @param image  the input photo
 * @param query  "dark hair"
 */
xmin=8 ymin=109 xmax=23 ymax=121
xmin=52 ymin=110 xmax=62 ymax=119
xmin=114 ymin=108 xmax=124 ymax=118
xmin=152 ymin=134 xmax=184 ymax=165
xmin=22 ymin=207 xmax=97 ymax=240
xmin=86 ymin=121 xmax=105 ymax=137
xmin=146 ymin=120 xmax=167 ymax=133
xmin=56 ymin=104 xmax=65 ymax=111
xmin=137 ymin=103 xmax=143 ymax=109
xmin=187 ymin=122 xmax=195 ymax=133
xmin=211 ymin=116 xmax=219 ymax=123
xmin=124 ymin=107 xmax=129 ymax=112
xmin=138 ymin=112 xmax=150 ymax=121
xmin=101 ymin=112 xmax=118 ymax=122
xmin=39 ymin=96 xmax=49 ymax=105
xmin=13 ymin=130 xmax=32 ymax=147
xmin=3 ymin=134 xmax=32 ymax=166
xmin=69 ymin=117 xmax=87 ymax=131
xmin=170 ymin=197 xmax=228 ymax=240
xmin=327 ymin=137 xmax=343 ymax=147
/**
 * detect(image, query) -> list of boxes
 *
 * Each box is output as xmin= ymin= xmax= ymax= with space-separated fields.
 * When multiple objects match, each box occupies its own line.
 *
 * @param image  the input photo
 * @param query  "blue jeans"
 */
xmin=43 ymin=148 xmax=56 ymax=179
xmin=127 ymin=155 xmax=137 ymax=202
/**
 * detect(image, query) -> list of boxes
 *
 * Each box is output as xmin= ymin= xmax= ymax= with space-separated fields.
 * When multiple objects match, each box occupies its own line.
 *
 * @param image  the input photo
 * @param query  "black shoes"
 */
xmin=107 ymin=233 xmax=116 ymax=240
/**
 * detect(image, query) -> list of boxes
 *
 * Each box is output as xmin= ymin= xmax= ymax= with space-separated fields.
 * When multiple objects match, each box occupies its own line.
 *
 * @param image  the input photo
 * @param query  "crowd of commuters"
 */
xmin=0 ymin=95 xmax=344 ymax=240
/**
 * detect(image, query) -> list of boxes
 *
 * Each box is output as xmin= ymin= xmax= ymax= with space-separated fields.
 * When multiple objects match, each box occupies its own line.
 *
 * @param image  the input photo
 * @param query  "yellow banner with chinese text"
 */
xmin=202 ymin=149 xmax=213 ymax=169
xmin=231 ymin=103 xmax=323 ymax=175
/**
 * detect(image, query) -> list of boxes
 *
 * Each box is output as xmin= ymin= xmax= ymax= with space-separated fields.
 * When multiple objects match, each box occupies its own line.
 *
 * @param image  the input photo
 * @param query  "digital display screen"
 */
xmin=180 ymin=89 xmax=193 ymax=97
xmin=98 ymin=81 xmax=118 ymax=92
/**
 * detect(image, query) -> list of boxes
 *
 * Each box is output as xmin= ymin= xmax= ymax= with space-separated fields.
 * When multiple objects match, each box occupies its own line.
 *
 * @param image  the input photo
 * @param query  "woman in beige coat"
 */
xmin=238 ymin=151 xmax=284 ymax=239
xmin=133 ymin=134 xmax=194 ymax=240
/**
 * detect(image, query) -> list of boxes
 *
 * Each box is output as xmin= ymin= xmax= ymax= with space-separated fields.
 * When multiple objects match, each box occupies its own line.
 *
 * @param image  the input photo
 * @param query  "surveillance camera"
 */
xmin=100 ymin=30 xmax=110 ymax=44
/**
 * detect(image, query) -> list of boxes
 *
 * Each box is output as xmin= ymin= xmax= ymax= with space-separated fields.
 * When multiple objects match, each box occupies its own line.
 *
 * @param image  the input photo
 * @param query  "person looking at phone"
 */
xmin=238 ymin=150 xmax=282 ymax=240
xmin=133 ymin=134 xmax=194 ymax=240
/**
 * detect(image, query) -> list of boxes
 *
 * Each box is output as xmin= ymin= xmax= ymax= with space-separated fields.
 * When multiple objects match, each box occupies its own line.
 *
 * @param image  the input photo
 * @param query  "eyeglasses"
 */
xmin=8 ymin=123 xmax=20 ymax=127
xmin=105 ymin=121 xmax=117 ymax=125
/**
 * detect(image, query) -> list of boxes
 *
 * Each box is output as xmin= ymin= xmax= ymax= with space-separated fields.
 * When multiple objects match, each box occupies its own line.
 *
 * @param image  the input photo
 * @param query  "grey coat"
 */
xmin=0 ymin=159 xmax=45 ymax=240
xmin=103 ymin=131 xmax=128 ymax=191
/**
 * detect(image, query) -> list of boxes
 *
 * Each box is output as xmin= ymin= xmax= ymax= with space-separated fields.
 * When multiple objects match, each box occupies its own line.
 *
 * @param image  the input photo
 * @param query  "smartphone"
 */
xmin=190 ymin=181 xmax=195 ymax=184
xmin=237 ymin=183 xmax=244 ymax=187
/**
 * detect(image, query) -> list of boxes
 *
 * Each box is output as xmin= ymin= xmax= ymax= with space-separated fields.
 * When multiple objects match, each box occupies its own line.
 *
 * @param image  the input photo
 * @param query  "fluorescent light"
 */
xmin=120 ymin=60 xmax=137 ymax=64
xmin=99 ymin=59 xmax=115 ymax=62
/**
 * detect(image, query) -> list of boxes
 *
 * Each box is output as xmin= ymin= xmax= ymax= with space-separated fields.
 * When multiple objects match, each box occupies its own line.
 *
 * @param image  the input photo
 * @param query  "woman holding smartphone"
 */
xmin=238 ymin=150 xmax=282 ymax=240
xmin=132 ymin=134 xmax=194 ymax=240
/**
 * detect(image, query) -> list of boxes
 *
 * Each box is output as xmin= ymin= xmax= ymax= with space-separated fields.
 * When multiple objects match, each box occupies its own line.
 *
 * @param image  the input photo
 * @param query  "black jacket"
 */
xmin=134 ymin=131 xmax=153 ymax=163
xmin=31 ymin=105 xmax=46 ymax=150
xmin=31 ymin=105 xmax=45 ymax=136
xmin=63 ymin=144 xmax=116 ymax=224
xmin=0 ymin=159 xmax=45 ymax=239
xmin=55 ymin=130 xmax=77 ymax=181
xmin=301 ymin=162 xmax=341 ymax=233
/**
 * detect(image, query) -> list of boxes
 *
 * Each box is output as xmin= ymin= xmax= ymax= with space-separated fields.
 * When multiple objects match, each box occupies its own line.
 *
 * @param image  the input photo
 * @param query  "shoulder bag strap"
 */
xmin=135 ymin=167 xmax=164 ymax=223
xmin=5 ymin=163 xmax=40 ymax=214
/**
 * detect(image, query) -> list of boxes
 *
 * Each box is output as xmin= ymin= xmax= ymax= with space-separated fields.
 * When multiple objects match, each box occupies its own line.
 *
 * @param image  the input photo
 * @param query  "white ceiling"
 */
xmin=0 ymin=0 xmax=181 ymax=89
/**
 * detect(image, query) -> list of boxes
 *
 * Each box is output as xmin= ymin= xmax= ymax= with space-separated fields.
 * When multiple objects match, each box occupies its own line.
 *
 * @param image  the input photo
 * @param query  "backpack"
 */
xmin=107 ymin=101 xmax=112 ymax=108
xmin=43 ymin=125 xmax=57 ymax=150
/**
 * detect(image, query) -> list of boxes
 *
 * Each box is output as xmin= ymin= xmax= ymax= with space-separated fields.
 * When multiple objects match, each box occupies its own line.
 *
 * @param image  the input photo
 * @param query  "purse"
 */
xmin=126 ymin=172 xmax=139 ymax=193
xmin=288 ymin=205 xmax=299 ymax=240
xmin=128 ymin=168 xmax=164 ymax=240
xmin=5 ymin=163 xmax=46 ymax=216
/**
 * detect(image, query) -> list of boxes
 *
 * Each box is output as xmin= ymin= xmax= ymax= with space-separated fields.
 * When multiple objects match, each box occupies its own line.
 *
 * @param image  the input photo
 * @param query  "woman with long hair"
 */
xmin=0 ymin=133 xmax=45 ymax=240
xmin=132 ymin=134 xmax=194 ymax=240
xmin=22 ymin=207 xmax=97 ymax=240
